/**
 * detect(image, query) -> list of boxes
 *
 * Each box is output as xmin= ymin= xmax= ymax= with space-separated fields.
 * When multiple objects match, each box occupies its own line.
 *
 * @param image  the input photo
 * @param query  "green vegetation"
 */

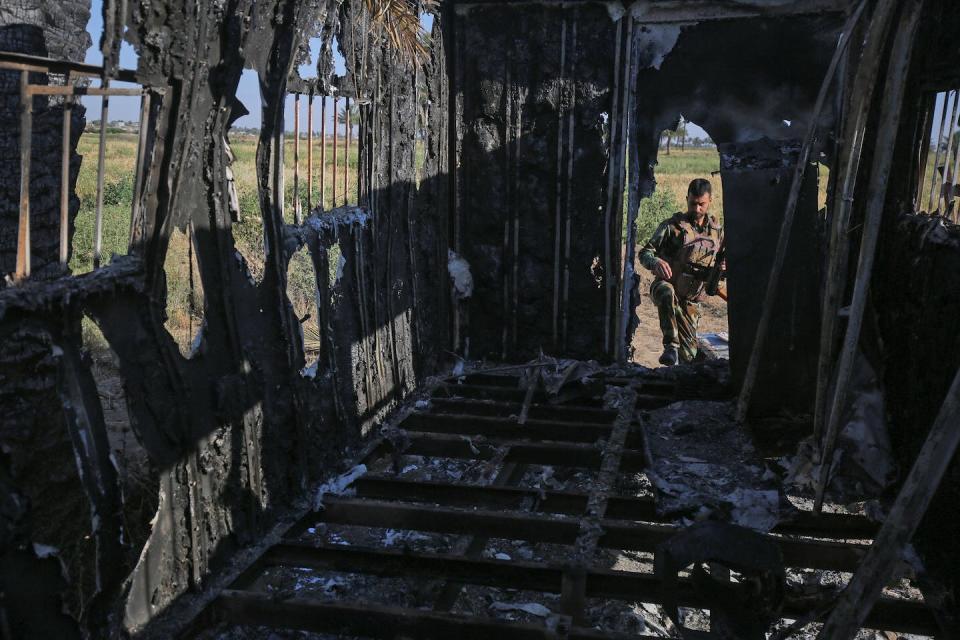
xmin=631 ymin=147 xmax=724 ymax=246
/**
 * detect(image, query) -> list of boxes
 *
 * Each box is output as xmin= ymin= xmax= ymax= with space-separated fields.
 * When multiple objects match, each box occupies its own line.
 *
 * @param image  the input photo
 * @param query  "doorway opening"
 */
xmin=630 ymin=119 xmax=729 ymax=366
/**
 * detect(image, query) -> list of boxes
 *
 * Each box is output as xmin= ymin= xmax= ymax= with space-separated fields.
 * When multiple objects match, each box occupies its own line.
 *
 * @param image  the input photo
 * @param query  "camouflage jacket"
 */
xmin=639 ymin=212 xmax=723 ymax=301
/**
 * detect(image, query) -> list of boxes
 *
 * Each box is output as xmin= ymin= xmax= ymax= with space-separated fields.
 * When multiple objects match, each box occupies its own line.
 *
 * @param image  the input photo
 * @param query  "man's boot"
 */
xmin=659 ymin=345 xmax=679 ymax=366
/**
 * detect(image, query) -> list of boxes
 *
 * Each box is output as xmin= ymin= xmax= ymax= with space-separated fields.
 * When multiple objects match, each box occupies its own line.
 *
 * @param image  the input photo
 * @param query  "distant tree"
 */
xmin=676 ymin=118 xmax=688 ymax=152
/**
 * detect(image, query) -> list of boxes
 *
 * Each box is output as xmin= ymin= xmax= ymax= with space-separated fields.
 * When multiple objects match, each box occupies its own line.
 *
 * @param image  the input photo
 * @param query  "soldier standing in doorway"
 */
xmin=639 ymin=178 xmax=725 ymax=366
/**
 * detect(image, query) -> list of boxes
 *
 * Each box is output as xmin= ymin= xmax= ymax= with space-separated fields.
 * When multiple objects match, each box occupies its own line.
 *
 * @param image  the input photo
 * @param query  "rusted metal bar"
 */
xmin=59 ymin=71 xmax=71 ymax=267
xmin=293 ymin=92 xmax=301 ymax=224
xmin=815 ymin=0 xmax=922 ymax=514
xmin=332 ymin=96 xmax=338 ymax=206
xmin=307 ymin=90 xmax=313 ymax=212
xmin=25 ymin=85 xmax=141 ymax=96
xmin=344 ymin=96 xmax=351 ymax=205
xmin=320 ymin=95 xmax=327 ymax=209
xmin=735 ymin=0 xmax=866 ymax=421
xmin=0 ymin=50 xmax=137 ymax=82
xmin=93 ymin=80 xmax=110 ymax=269
xmin=16 ymin=70 xmax=32 ymax=281
xmin=819 ymin=365 xmax=960 ymax=639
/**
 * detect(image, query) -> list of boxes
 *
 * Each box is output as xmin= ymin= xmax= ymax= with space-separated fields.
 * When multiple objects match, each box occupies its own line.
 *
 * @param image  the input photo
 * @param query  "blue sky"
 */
xmin=83 ymin=0 xmax=432 ymax=131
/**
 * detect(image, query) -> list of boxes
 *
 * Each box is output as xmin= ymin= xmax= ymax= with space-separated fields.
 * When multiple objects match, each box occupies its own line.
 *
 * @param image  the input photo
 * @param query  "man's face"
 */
xmin=687 ymin=193 xmax=711 ymax=218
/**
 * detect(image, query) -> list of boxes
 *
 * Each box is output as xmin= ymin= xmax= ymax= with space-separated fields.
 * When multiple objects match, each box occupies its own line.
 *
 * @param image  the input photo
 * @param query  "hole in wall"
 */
xmin=70 ymin=7 xmax=144 ymax=274
xmin=631 ymin=121 xmax=728 ymax=366
xmin=80 ymin=315 xmax=158 ymax=567
xmin=162 ymin=226 xmax=206 ymax=358
xmin=287 ymin=244 xmax=322 ymax=370
xmin=230 ymin=69 xmax=268 ymax=284
xmin=917 ymin=88 xmax=960 ymax=218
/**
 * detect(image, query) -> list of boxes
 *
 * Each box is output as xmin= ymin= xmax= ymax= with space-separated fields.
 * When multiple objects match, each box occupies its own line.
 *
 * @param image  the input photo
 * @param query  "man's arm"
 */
xmin=639 ymin=221 xmax=674 ymax=280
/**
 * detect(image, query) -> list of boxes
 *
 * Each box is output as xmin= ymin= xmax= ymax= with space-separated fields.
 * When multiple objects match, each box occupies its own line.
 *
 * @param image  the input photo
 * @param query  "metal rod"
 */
xmin=59 ymin=71 xmax=71 ymax=267
xmin=16 ymin=70 xmax=32 ymax=280
xmin=735 ymin=0 xmax=866 ymax=421
xmin=0 ymin=51 xmax=137 ymax=82
xmin=307 ymin=91 xmax=313 ymax=213
xmin=332 ymin=97 xmax=338 ymax=207
xmin=320 ymin=95 xmax=327 ymax=210
xmin=927 ymin=90 xmax=951 ymax=212
xmin=25 ymin=85 xmax=141 ymax=96
xmin=814 ymin=0 xmax=922 ymax=514
xmin=93 ymin=80 xmax=110 ymax=269
xmin=938 ymin=86 xmax=960 ymax=213
xmin=344 ymin=96 xmax=351 ymax=205
xmin=601 ymin=20 xmax=623 ymax=355
xmin=552 ymin=20 xmax=568 ymax=345
xmin=293 ymin=93 xmax=301 ymax=224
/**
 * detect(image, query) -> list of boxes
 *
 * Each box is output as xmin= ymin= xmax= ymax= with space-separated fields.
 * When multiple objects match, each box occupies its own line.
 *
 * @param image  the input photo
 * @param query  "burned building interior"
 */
xmin=2 ymin=0 xmax=960 ymax=638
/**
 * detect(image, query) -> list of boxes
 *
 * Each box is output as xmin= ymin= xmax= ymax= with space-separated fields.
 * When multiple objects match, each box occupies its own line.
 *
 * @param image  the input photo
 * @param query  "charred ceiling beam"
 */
xmin=452 ymin=0 xmax=854 ymax=20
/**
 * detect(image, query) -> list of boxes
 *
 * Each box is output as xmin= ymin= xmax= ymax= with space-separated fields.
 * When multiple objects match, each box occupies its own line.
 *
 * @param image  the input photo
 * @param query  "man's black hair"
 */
xmin=687 ymin=178 xmax=712 ymax=198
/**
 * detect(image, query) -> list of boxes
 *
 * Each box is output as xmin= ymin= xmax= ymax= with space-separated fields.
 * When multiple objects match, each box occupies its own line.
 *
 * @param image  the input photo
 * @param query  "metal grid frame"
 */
xmin=191 ymin=370 xmax=937 ymax=639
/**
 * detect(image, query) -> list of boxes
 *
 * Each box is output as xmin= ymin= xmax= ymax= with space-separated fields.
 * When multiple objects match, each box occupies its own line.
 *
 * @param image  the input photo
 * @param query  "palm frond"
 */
xmin=363 ymin=0 xmax=437 ymax=66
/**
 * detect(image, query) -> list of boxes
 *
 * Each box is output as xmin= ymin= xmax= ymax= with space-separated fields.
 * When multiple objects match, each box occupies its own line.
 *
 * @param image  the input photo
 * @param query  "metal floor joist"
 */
xmin=188 ymin=368 xmax=937 ymax=639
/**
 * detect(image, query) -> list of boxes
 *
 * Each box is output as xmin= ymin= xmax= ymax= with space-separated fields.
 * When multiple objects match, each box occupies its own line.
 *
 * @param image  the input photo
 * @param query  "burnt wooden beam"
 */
xmin=300 ymin=496 xmax=868 ymax=572
xmin=0 ymin=256 xmax=144 ymax=321
xmin=351 ymin=475 xmax=879 ymax=539
xmin=251 ymin=541 xmax=937 ymax=635
xmin=215 ymin=589 xmax=695 ymax=640
xmin=452 ymin=0 xmax=854 ymax=21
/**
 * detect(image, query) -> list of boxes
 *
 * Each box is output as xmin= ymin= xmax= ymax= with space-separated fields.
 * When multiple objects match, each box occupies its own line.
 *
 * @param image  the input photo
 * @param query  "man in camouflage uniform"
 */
xmin=639 ymin=178 xmax=724 ymax=366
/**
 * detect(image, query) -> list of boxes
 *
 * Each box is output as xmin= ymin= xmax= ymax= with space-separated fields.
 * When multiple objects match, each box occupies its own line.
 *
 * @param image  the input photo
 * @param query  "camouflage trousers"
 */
xmin=650 ymin=280 xmax=701 ymax=363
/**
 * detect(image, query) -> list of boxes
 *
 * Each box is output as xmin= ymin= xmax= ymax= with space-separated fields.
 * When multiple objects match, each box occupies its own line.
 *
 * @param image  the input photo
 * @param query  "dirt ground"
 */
xmin=630 ymin=264 xmax=729 ymax=368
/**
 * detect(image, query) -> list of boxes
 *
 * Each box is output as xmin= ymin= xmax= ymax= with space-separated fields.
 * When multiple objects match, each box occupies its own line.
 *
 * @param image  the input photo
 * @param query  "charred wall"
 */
xmin=0 ymin=0 xmax=449 ymax=637
xmin=450 ymin=5 xmax=839 ymax=413
xmin=0 ymin=22 xmax=85 ymax=281
xmin=452 ymin=3 xmax=620 ymax=361
xmin=876 ymin=214 xmax=960 ymax=608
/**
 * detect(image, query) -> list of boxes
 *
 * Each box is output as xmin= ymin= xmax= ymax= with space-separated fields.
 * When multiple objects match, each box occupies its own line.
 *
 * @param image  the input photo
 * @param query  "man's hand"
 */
xmin=652 ymin=258 xmax=673 ymax=280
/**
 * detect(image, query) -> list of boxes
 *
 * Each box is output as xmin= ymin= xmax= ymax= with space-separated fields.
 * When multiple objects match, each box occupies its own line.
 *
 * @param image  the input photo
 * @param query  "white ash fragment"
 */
xmin=313 ymin=464 xmax=367 ymax=510
xmin=447 ymin=250 xmax=474 ymax=300
xmin=490 ymin=601 xmax=553 ymax=618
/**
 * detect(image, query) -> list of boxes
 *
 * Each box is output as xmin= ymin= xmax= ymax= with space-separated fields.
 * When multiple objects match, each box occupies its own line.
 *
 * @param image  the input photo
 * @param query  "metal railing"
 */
xmin=287 ymin=90 xmax=358 ymax=222
xmin=1 ymin=50 xmax=146 ymax=281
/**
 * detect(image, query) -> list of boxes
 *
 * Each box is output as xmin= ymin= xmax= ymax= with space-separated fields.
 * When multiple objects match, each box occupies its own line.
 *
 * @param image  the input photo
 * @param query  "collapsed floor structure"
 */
xmin=1 ymin=0 xmax=959 ymax=637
